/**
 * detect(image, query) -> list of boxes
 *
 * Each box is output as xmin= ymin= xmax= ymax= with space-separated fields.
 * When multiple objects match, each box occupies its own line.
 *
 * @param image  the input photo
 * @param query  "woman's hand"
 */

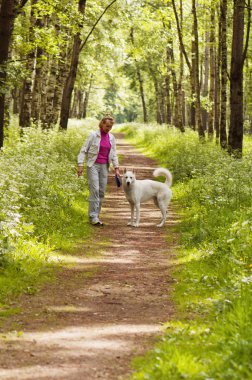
xmin=115 ymin=167 xmax=120 ymax=176
xmin=115 ymin=167 xmax=121 ymax=181
xmin=115 ymin=167 xmax=122 ymax=187
xmin=77 ymin=166 xmax=83 ymax=177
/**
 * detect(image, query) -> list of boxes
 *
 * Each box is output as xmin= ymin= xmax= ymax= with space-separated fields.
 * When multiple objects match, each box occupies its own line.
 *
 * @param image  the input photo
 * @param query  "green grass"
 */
xmin=118 ymin=123 xmax=252 ymax=380
xmin=0 ymin=118 xmax=96 ymax=304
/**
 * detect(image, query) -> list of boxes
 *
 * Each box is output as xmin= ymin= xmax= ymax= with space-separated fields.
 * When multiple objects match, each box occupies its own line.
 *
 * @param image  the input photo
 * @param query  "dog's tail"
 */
xmin=153 ymin=168 xmax=172 ymax=187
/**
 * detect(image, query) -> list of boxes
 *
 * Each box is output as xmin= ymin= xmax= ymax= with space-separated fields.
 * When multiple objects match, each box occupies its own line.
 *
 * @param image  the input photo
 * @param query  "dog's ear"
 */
xmin=123 ymin=168 xmax=127 ymax=174
xmin=132 ymin=168 xmax=135 ymax=174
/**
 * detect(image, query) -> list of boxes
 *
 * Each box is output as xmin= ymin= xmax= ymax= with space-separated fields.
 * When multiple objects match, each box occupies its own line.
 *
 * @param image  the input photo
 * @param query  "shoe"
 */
xmin=91 ymin=220 xmax=104 ymax=226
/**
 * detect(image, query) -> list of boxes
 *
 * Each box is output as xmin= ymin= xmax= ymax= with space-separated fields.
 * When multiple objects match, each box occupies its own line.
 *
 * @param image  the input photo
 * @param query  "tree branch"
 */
xmin=80 ymin=0 xmax=117 ymax=52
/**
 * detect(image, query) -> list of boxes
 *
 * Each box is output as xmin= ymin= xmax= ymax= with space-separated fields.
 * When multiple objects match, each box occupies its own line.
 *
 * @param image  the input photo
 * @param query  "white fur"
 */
xmin=122 ymin=168 xmax=172 ymax=227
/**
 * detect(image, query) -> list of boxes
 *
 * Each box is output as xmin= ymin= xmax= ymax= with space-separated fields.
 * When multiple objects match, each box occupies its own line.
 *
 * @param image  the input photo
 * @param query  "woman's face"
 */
xmin=100 ymin=120 xmax=113 ymax=133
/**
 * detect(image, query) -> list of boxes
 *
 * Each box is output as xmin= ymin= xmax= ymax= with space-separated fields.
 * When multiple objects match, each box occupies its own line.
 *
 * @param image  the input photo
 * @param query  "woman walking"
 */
xmin=77 ymin=115 xmax=120 ymax=226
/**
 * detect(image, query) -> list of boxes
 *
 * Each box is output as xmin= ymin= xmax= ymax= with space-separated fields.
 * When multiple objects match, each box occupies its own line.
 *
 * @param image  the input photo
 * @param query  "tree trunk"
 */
xmin=136 ymin=67 xmax=148 ymax=123
xmin=190 ymin=27 xmax=196 ymax=130
xmin=4 ymin=92 xmax=11 ymax=129
xmin=220 ymin=0 xmax=228 ymax=148
xmin=244 ymin=54 xmax=251 ymax=133
xmin=82 ymin=75 xmax=93 ymax=118
xmin=60 ymin=0 xmax=86 ymax=129
xmin=31 ymin=14 xmax=46 ymax=123
xmin=208 ymin=5 xmax=215 ymax=139
xmin=19 ymin=0 xmax=37 ymax=129
xmin=168 ymin=43 xmax=184 ymax=131
xmin=171 ymin=0 xmax=192 ymax=129
xmin=215 ymin=7 xmax=221 ymax=141
xmin=165 ymin=74 xmax=172 ymax=124
xmin=130 ymin=27 xmax=148 ymax=123
xmin=160 ymin=80 xmax=166 ymax=124
xmin=41 ymin=20 xmax=62 ymax=128
xmin=59 ymin=0 xmax=86 ymax=130
xmin=171 ymin=0 xmax=192 ymax=130
xmin=179 ymin=0 xmax=185 ymax=129
xmin=31 ymin=46 xmax=43 ymax=122
xmin=59 ymin=39 xmax=81 ymax=130
xmin=150 ymin=68 xmax=162 ymax=124
xmin=0 ymin=0 xmax=17 ymax=148
xmin=12 ymin=86 xmax=20 ymax=114
xmin=192 ymin=0 xmax=205 ymax=138
xmin=228 ymin=0 xmax=245 ymax=157
xmin=77 ymin=90 xmax=84 ymax=119
xmin=71 ymin=88 xmax=79 ymax=118
xmin=202 ymin=31 xmax=209 ymax=132
xmin=52 ymin=43 xmax=70 ymax=125
xmin=42 ymin=56 xmax=58 ymax=128
xmin=40 ymin=53 xmax=50 ymax=126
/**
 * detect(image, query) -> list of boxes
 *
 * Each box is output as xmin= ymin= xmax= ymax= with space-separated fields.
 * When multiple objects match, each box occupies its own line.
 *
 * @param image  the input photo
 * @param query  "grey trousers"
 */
xmin=87 ymin=163 xmax=109 ymax=222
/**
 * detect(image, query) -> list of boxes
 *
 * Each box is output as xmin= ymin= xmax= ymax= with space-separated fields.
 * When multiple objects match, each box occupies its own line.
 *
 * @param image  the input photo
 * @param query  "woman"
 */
xmin=77 ymin=115 xmax=120 ymax=226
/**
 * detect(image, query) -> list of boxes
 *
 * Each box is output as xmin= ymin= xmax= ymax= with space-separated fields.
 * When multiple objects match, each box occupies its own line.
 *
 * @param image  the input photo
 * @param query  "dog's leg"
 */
xmin=156 ymin=200 xmax=167 ymax=227
xmin=135 ymin=202 xmax=140 ymax=227
xmin=127 ymin=201 xmax=135 ymax=226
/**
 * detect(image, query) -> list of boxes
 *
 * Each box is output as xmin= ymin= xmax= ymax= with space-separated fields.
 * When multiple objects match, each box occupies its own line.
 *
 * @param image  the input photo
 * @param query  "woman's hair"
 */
xmin=99 ymin=113 xmax=114 ymax=127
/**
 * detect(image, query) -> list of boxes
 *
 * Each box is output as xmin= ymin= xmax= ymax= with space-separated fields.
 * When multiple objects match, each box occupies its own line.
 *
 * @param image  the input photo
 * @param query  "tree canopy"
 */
xmin=0 ymin=0 xmax=251 ymax=154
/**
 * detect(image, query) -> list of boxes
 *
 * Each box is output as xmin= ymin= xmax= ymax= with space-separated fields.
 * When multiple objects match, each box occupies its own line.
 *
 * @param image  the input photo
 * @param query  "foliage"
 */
xmin=119 ymin=123 xmax=252 ymax=380
xmin=3 ymin=0 xmax=251 ymax=133
xmin=0 ymin=118 xmax=93 ymax=303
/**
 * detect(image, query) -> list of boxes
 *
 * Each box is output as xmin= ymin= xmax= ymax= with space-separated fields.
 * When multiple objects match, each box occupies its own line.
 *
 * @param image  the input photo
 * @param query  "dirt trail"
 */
xmin=0 ymin=134 xmax=178 ymax=380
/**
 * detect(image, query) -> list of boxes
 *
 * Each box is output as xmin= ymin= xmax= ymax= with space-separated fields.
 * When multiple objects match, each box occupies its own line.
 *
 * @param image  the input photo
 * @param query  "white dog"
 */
xmin=122 ymin=168 xmax=172 ymax=227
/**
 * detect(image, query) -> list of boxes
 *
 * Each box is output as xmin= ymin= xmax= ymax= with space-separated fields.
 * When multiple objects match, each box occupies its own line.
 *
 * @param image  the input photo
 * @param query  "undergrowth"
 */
xmin=0 ymin=118 xmax=94 ymax=306
xmin=119 ymin=124 xmax=252 ymax=380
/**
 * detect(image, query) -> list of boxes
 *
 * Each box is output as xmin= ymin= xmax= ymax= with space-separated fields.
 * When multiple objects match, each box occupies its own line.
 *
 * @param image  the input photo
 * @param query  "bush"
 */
xmin=0 ymin=120 xmax=93 ymax=303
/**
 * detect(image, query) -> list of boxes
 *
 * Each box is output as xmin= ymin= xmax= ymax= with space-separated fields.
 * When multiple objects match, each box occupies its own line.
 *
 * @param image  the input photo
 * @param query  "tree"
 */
xmin=215 ymin=5 xmax=221 ymax=141
xmin=219 ymin=0 xmax=228 ymax=148
xmin=19 ymin=0 xmax=38 ymax=129
xmin=59 ymin=0 xmax=86 ymax=130
xmin=60 ymin=0 xmax=118 ymax=130
xmin=228 ymin=0 xmax=251 ymax=156
xmin=130 ymin=27 xmax=148 ymax=123
xmin=172 ymin=0 xmax=205 ymax=138
xmin=208 ymin=4 xmax=215 ymax=139
xmin=192 ymin=0 xmax=205 ymax=138
xmin=0 ymin=0 xmax=28 ymax=148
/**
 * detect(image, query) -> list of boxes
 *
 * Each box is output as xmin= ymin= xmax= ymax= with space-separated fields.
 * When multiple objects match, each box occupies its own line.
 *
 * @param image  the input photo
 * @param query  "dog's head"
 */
xmin=123 ymin=169 xmax=136 ymax=187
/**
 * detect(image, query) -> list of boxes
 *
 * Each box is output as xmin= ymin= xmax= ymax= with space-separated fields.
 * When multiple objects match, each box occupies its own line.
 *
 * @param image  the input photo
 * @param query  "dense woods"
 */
xmin=0 ymin=0 xmax=251 ymax=155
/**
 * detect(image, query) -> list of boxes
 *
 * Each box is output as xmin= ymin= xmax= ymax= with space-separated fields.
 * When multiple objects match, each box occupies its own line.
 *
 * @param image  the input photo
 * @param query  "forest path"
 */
xmin=0 ymin=133 xmax=178 ymax=380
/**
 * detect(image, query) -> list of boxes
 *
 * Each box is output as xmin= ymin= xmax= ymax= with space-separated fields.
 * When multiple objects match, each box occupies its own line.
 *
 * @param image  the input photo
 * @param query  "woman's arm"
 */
xmin=77 ymin=132 xmax=95 ymax=176
xmin=110 ymin=135 xmax=119 ymax=170
xmin=77 ymin=132 xmax=95 ymax=166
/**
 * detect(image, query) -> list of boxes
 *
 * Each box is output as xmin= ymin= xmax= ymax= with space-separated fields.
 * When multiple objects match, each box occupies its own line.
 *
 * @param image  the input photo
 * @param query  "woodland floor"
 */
xmin=0 ymin=134 xmax=179 ymax=380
